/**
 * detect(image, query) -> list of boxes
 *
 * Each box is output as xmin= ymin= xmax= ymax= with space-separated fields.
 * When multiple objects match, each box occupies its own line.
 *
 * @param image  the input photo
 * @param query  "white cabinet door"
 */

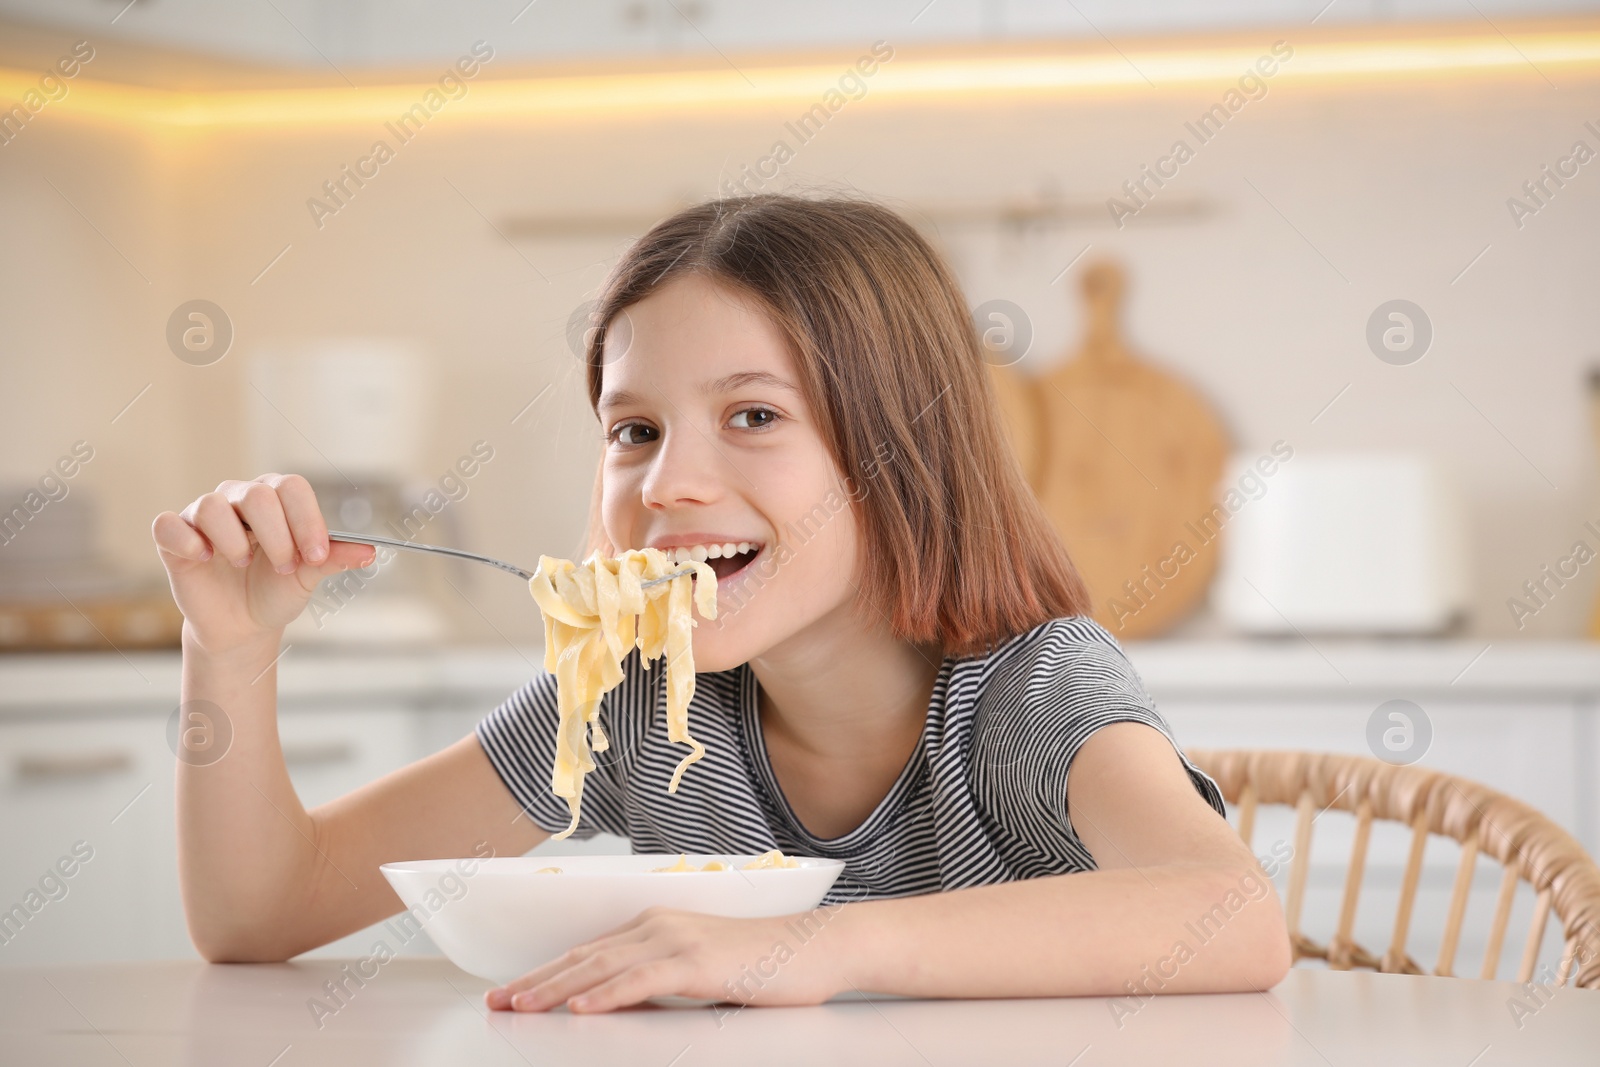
xmin=0 ymin=716 xmax=184 ymax=967
xmin=0 ymin=705 xmax=428 ymax=967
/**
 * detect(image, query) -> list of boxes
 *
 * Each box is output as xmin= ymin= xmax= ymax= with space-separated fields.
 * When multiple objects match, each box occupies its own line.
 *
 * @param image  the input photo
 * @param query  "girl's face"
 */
xmin=598 ymin=273 xmax=862 ymax=672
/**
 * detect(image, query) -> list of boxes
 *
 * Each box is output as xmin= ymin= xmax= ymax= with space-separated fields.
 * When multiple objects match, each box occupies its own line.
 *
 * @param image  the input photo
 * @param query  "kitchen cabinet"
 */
xmin=0 ymin=715 xmax=182 ymax=965
xmin=0 ymin=702 xmax=424 ymax=966
xmin=1 ymin=641 xmax=1595 ymax=975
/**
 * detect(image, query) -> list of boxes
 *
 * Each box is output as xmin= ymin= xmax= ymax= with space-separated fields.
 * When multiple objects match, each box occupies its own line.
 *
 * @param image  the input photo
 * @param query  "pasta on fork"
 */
xmin=527 ymin=548 xmax=717 ymax=839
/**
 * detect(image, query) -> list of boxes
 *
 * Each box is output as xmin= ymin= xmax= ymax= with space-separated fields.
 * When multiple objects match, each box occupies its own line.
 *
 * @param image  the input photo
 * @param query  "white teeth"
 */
xmin=661 ymin=542 xmax=760 ymax=562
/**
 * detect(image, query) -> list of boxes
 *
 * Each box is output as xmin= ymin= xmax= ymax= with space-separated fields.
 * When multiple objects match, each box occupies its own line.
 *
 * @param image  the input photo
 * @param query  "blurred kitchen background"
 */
xmin=2 ymin=0 xmax=1598 ymax=976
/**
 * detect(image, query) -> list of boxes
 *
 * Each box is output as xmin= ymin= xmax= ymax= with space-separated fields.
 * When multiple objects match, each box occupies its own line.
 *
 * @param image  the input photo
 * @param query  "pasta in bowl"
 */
xmin=379 ymin=853 xmax=844 ymax=984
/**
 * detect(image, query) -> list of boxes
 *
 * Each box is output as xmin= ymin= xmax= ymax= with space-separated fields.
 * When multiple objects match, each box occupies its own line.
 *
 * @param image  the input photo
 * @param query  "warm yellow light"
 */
xmin=1 ymin=27 xmax=1597 ymax=129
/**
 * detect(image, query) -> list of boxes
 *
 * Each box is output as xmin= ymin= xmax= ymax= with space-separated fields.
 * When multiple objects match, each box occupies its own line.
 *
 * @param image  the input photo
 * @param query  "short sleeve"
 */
xmin=969 ymin=617 xmax=1224 ymax=860
xmin=474 ymin=670 xmax=628 ymax=841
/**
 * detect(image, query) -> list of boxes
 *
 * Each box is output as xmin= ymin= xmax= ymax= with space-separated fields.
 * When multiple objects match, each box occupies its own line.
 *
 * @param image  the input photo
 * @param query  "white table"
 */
xmin=3 ymin=958 xmax=1595 ymax=1065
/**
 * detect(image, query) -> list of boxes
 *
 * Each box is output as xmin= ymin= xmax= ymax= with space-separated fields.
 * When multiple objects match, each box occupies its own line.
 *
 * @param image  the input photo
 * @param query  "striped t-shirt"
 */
xmin=474 ymin=616 xmax=1224 ymax=905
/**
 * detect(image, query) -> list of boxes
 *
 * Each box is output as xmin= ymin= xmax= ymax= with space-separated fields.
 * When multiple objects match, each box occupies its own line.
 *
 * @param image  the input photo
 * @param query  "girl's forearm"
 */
xmin=830 ymin=863 xmax=1292 ymax=999
xmin=177 ymin=625 xmax=320 ymax=960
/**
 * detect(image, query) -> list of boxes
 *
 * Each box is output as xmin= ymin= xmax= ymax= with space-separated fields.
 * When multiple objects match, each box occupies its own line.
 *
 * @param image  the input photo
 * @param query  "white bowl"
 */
xmin=379 ymin=854 xmax=845 ymax=984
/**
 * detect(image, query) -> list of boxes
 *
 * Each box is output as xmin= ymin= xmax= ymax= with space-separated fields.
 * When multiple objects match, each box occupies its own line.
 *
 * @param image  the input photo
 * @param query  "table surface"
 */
xmin=3 ymin=958 xmax=1596 ymax=1066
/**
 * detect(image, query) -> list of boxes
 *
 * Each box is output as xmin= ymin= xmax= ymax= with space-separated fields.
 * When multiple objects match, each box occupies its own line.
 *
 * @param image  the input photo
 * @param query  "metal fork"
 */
xmin=326 ymin=530 xmax=692 ymax=588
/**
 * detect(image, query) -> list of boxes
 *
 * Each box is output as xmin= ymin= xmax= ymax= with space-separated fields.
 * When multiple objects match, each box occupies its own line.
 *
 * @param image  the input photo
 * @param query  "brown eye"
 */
xmin=609 ymin=422 xmax=657 ymax=446
xmin=730 ymin=407 xmax=778 ymax=430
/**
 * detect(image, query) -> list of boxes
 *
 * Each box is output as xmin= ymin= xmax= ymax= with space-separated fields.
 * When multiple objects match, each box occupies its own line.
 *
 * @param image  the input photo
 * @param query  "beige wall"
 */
xmin=3 ymin=56 xmax=1597 ymax=643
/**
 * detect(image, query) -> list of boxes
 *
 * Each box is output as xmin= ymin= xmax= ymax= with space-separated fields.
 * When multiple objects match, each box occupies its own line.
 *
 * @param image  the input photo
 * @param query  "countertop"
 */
xmin=2 ymin=639 xmax=1597 ymax=715
xmin=3 ymin=958 xmax=1595 ymax=1066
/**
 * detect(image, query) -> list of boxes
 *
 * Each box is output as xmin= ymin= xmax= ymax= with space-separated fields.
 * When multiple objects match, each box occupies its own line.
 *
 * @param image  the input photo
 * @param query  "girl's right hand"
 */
xmin=151 ymin=474 xmax=377 ymax=655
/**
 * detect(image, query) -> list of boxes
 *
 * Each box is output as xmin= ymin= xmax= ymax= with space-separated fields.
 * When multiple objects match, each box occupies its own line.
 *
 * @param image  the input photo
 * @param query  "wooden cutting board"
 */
xmin=988 ymin=362 xmax=1045 ymax=486
xmin=1032 ymin=260 xmax=1229 ymax=638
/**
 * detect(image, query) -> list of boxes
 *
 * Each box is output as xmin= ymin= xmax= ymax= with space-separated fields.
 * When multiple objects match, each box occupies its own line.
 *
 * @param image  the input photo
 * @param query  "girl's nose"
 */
xmin=640 ymin=424 xmax=729 ymax=509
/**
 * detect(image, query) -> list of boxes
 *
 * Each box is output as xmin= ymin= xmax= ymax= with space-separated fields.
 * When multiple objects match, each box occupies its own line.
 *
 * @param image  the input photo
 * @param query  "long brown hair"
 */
xmin=581 ymin=193 xmax=1089 ymax=659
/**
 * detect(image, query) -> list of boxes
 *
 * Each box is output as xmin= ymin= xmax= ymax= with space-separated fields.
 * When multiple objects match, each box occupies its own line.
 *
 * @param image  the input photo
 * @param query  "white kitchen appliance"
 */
xmin=1212 ymin=452 xmax=1468 ymax=635
xmin=246 ymin=339 xmax=448 ymax=645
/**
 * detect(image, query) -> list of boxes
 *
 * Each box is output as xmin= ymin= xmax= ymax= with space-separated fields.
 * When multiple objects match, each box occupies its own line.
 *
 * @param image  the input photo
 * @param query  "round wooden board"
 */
xmin=987 ymin=362 xmax=1045 ymax=487
xmin=1034 ymin=261 xmax=1229 ymax=639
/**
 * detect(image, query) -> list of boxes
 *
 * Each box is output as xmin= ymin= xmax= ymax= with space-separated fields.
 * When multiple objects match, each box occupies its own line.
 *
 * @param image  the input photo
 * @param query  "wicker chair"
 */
xmin=1186 ymin=749 xmax=1600 ymax=989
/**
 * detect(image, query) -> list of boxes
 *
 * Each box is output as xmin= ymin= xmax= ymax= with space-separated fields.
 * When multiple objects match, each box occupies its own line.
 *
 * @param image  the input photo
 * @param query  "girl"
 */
xmin=152 ymin=193 xmax=1290 ymax=1014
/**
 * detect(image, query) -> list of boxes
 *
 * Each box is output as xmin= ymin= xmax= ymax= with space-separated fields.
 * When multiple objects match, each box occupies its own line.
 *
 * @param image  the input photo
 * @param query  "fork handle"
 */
xmin=326 ymin=531 xmax=537 ymax=581
xmin=325 ymin=530 xmax=691 ymax=588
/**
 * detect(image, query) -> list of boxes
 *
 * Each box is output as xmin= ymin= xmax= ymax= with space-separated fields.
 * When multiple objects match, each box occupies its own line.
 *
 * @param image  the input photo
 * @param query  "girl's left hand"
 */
xmin=483 ymin=907 xmax=848 ymax=1013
